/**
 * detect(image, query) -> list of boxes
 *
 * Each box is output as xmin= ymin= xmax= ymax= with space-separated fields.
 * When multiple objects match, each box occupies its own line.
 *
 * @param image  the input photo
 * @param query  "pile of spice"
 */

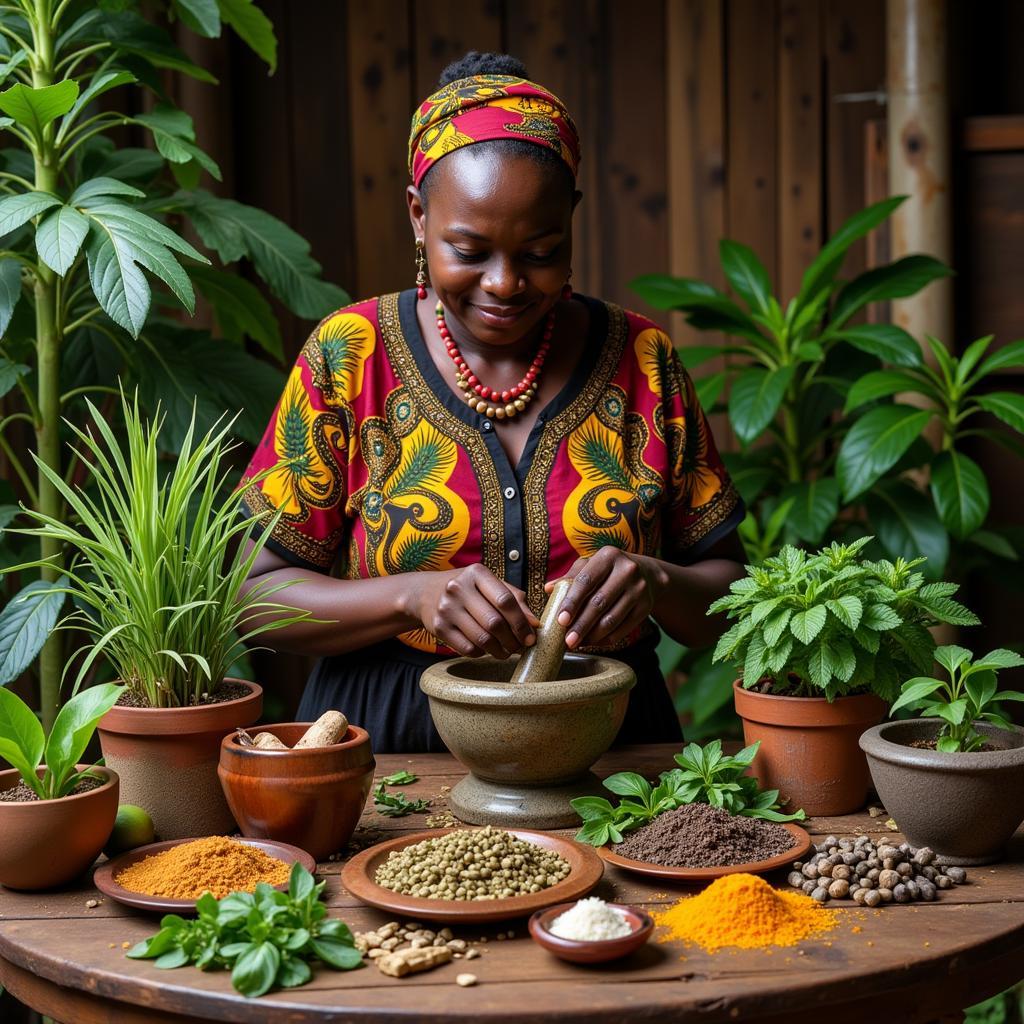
xmin=374 ymin=826 xmax=570 ymax=900
xmin=653 ymin=872 xmax=837 ymax=952
xmin=788 ymin=835 xmax=968 ymax=906
xmin=548 ymin=898 xmax=632 ymax=941
xmin=115 ymin=836 xmax=291 ymax=899
xmin=614 ymin=803 xmax=797 ymax=867
xmin=353 ymin=920 xmax=483 ymax=978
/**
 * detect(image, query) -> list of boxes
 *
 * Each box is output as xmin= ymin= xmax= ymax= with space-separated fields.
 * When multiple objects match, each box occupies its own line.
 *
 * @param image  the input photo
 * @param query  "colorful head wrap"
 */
xmin=408 ymin=74 xmax=581 ymax=189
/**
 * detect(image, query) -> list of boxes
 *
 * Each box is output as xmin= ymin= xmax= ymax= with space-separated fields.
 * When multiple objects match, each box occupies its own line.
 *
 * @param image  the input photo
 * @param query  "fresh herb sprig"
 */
xmin=570 ymin=740 xmax=805 ymax=847
xmin=127 ymin=863 xmax=362 ymax=997
xmin=373 ymin=780 xmax=431 ymax=817
xmin=380 ymin=770 xmax=418 ymax=785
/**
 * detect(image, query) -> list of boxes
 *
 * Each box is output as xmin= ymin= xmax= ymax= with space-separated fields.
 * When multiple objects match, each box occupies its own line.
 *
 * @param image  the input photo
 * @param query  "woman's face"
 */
xmin=408 ymin=147 xmax=577 ymax=349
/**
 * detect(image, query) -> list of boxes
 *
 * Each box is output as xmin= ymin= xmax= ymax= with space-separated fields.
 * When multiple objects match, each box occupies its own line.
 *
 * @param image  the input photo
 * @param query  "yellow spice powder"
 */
xmin=653 ymin=872 xmax=838 ymax=952
xmin=115 ymin=836 xmax=291 ymax=899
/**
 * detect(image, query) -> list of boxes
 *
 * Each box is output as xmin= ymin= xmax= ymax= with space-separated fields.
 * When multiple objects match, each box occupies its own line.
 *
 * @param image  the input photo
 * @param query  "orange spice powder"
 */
xmin=652 ymin=872 xmax=838 ymax=952
xmin=115 ymin=836 xmax=291 ymax=900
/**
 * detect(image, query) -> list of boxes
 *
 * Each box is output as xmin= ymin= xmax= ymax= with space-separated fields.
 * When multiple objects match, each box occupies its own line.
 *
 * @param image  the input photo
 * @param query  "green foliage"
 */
xmin=127 ymin=863 xmax=363 ymax=998
xmin=4 ymin=394 xmax=310 ymax=707
xmin=373 ymin=779 xmax=431 ymax=817
xmin=570 ymin=739 xmax=804 ymax=847
xmin=632 ymin=197 xmax=1024 ymax=574
xmin=709 ymin=537 xmax=979 ymax=701
xmin=0 ymin=680 xmax=119 ymax=798
xmin=0 ymin=576 xmax=66 ymax=684
xmin=380 ymin=770 xmax=417 ymax=785
xmin=891 ymin=644 xmax=1024 ymax=752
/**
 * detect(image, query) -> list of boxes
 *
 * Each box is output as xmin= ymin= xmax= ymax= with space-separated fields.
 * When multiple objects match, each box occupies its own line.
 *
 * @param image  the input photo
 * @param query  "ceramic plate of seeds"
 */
xmin=93 ymin=836 xmax=317 ymax=913
xmin=341 ymin=826 xmax=604 ymax=922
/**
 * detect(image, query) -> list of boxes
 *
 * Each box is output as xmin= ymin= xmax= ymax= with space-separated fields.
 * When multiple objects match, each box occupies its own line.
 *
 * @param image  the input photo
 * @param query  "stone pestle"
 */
xmin=510 ymin=577 xmax=574 ymax=684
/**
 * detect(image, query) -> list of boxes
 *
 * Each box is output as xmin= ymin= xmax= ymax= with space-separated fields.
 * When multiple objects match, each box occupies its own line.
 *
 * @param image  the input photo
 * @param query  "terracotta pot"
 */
xmin=733 ymin=680 xmax=886 ymax=816
xmin=860 ymin=719 xmax=1024 ymax=865
xmin=0 ymin=765 xmax=118 ymax=890
xmin=97 ymin=679 xmax=262 ymax=840
xmin=218 ymin=723 xmax=375 ymax=861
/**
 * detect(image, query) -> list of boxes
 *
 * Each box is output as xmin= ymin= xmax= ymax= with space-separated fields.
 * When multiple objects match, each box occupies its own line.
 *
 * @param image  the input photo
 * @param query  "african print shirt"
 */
xmin=241 ymin=290 xmax=743 ymax=655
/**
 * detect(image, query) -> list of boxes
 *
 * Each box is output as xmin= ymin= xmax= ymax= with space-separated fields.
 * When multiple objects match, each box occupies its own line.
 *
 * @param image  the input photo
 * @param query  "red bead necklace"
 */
xmin=437 ymin=300 xmax=552 ymax=420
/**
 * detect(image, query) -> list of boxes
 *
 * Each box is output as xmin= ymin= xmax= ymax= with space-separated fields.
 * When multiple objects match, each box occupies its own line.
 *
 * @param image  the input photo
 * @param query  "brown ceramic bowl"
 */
xmin=0 ymin=765 xmax=119 ymax=891
xmin=529 ymin=902 xmax=653 ymax=963
xmin=218 ymin=723 xmax=375 ymax=861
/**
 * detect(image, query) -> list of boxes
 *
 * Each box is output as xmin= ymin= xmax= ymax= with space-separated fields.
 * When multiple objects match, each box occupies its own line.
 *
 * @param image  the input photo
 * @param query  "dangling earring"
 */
xmin=415 ymin=238 xmax=428 ymax=300
xmin=561 ymin=271 xmax=573 ymax=302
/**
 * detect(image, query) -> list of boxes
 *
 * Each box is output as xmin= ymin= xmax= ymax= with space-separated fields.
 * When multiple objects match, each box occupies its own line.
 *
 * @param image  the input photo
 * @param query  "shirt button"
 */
xmin=504 ymin=487 xmax=516 ymax=500
xmin=482 ymin=421 xmax=493 ymax=432
xmin=508 ymin=549 xmax=521 ymax=562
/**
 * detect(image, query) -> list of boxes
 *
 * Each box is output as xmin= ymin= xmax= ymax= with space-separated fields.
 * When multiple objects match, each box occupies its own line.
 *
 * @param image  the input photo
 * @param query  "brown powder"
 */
xmin=114 ymin=836 xmax=291 ymax=899
xmin=614 ymin=804 xmax=798 ymax=867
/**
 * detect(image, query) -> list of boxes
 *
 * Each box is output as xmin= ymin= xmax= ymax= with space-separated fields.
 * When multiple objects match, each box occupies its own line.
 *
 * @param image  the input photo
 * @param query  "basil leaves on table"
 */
xmin=373 ymin=779 xmax=431 ymax=817
xmin=127 ymin=863 xmax=362 ymax=997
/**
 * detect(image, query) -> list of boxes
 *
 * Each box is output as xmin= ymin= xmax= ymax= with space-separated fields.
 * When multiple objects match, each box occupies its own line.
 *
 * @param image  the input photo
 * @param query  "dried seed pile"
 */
xmin=374 ymin=826 xmax=570 ymax=900
xmin=788 ymin=835 xmax=969 ymax=907
xmin=354 ymin=921 xmax=483 ymax=977
xmin=614 ymin=803 xmax=797 ymax=867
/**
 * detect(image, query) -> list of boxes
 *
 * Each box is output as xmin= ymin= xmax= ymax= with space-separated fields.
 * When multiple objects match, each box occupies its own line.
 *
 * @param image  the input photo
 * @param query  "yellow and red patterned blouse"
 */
xmin=241 ymin=290 xmax=743 ymax=655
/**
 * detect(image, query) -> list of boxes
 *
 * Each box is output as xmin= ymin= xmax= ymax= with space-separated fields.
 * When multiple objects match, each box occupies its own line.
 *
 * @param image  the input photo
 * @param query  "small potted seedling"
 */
xmin=860 ymin=645 xmax=1024 ymax=864
xmin=0 ymin=682 xmax=121 ymax=889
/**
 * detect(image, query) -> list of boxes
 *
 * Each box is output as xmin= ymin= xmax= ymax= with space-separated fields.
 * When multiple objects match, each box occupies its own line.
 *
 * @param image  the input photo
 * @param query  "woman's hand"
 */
xmin=411 ymin=564 xmax=540 ymax=659
xmin=549 ymin=548 xmax=669 ymax=650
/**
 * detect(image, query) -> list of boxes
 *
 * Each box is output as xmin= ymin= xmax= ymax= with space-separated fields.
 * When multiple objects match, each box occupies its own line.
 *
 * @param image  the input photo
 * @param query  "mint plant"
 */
xmin=709 ymin=537 xmax=978 ymax=701
xmin=890 ymin=645 xmax=1024 ymax=752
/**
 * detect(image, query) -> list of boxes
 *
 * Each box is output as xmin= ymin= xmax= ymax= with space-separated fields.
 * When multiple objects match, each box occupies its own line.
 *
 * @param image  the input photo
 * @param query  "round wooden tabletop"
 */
xmin=2 ymin=745 xmax=1022 ymax=1024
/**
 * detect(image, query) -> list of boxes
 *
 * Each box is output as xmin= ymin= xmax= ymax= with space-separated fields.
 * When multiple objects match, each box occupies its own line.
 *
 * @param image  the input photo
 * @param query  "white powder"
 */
xmin=548 ymin=897 xmax=633 ymax=941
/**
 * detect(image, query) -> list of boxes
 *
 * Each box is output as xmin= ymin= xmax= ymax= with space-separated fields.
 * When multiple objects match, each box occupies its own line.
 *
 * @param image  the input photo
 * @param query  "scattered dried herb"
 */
xmin=374 ymin=781 xmax=430 ymax=818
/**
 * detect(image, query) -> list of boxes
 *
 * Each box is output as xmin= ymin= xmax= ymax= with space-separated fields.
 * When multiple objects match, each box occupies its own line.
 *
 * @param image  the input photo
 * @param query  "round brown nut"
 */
xmin=905 ymin=880 xmax=920 ymax=900
xmin=852 ymin=887 xmax=867 ymax=905
xmin=831 ymin=864 xmax=851 ymax=881
xmin=867 ymin=868 xmax=880 ymax=881
xmin=863 ymin=889 xmax=882 ymax=908
xmin=945 ymin=866 xmax=967 ymax=884
xmin=789 ymin=871 xmax=805 ymax=889
xmin=802 ymin=880 xmax=817 ymax=895
xmin=817 ymin=861 xmax=834 ymax=878
xmin=893 ymin=883 xmax=909 ymax=903
xmin=811 ymin=887 xmax=830 ymax=903
xmin=802 ymin=862 xmax=819 ymax=879
xmin=919 ymin=883 xmax=937 ymax=901
xmin=912 ymin=847 xmax=936 ymax=866
xmin=935 ymin=875 xmax=953 ymax=890
xmin=897 ymin=862 xmax=913 ymax=877
xmin=828 ymin=879 xmax=850 ymax=899
xmin=877 ymin=887 xmax=893 ymax=903
xmin=878 ymin=869 xmax=900 ymax=890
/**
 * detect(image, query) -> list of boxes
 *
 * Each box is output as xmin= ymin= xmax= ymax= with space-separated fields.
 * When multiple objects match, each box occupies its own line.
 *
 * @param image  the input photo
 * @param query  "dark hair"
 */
xmin=419 ymin=51 xmax=574 ymax=206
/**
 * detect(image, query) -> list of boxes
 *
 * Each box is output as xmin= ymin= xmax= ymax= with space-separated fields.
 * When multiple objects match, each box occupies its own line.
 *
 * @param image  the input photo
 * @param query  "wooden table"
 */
xmin=2 ymin=745 xmax=1023 ymax=1023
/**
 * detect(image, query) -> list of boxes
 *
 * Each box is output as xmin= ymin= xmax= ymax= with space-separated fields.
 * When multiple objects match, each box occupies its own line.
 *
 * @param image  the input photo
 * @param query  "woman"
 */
xmin=240 ymin=51 xmax=746 ymax=753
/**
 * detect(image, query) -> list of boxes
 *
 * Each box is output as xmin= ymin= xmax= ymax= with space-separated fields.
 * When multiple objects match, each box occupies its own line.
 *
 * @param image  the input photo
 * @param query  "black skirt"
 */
xmin=296 ymin=632 xmax=683 ymax=754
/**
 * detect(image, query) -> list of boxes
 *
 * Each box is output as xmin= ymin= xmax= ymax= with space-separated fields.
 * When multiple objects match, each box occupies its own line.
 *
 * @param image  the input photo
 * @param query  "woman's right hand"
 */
xmin=411 ymin=564 xmax=540 ymax=659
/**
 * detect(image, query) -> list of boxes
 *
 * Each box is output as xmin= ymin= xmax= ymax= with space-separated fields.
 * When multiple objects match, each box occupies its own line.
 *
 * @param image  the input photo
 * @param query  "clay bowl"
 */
xmin=420 ymin=654 xmax=636 ymax=828
xmin=529 ymin=902 xmax=653 ymax=963
xmin=218 ymin=724 xmax=375 ymax=861
xmin=0 ymin=765 xmax=119 ymax=891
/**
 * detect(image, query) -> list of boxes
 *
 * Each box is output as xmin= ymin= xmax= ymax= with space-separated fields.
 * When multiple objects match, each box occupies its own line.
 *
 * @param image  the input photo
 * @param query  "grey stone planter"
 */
xmin=859 ymin=718 xmax=1024 ymax=865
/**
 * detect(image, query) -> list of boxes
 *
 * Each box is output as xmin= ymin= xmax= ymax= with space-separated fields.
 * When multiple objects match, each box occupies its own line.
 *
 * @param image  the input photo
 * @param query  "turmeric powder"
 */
xmin=115 ymin=836 xmax=291 ymax=900
xmin=652 ymin=873 xmax=838 ymax=952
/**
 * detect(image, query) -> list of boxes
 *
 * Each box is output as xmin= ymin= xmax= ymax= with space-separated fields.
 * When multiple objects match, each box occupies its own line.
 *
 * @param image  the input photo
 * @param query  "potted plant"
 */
xmin=8 ymin=395 xmax=307 ymax=840
xmin=860 ymin=645 xmax=1024 ymax=864
xmin=0 ymin=682 xmax=121 ymax=889
xmin=709 ymin=537 xmax=978 ymax=814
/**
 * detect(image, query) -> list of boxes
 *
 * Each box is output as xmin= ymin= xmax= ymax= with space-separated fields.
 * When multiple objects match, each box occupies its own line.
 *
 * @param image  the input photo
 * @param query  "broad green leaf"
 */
xmin=930 ymin=450 xmax=989 ymax=540
xmin=93 ymin=147 xmax=165 ymax=183
xmin=970 ymin=649 xmax=1024 ymax=671
xmin=728 ymin=366 xmax=794 ymax=445
xmin=35 ymin=205 xmax=89 ymax=276
xmin=175 ymin=0 xmax=221 ymax=36
xmin=934 ymin=644 xmax=972 ymax=675
xmin=844 ymin=369 xmax=931 ymax=413
xmin=189 ymin=263 xmax=282 ymax=359
xmin=0 ymin=684 xmax=44 ymax=788
xmin=826 ymin=595 xmax=863 ymax=631
xmin=309 ymin=936 xmax=363 ymax=970
xmin=570 ymin=796 xmax=615 ymax=822
xmin=763 ymin=607 xmax=793 ymax=647
xmin=742 ymin=631 xmax=769 ymax=687
xmin=832 ymin=255 xmax=952 ymax=327
xmin=965 ymin=672 xmax=998 ymax=713
xmin=59 ymin=70 xmax=135 ymax=134
xmin=890 ymin=676 xmax=945 ymax=715
xmin=694 ymin=370 xmax=726 ymax=409
xmin=85 ymin=221 xmax=151 ymax=337
xmin=0 ymin=259 xmax=23 ymax=337
xmin=70 ymin=177 xmax=146 ymax=204
xmin=790 ymin=605 xmax=827 ymax=644
xmin=44 ymin=682 xmax=122 ymax=795
xmin=808 ymin=642 xmax=836 ymax=687
xmin=276 ymin=956 xmax=312 ymax=988
xmin=975 ymin=338 xmax=1024 ymax=379
xmin=955 ymin=336 xmax=994 ymax=386
xmin=0 ymin=578 xmax=66 ymax=686
xmin=602 ymin=772 xmax=652 ymax=800
xmin=136 ymin=108 xmax=222 ymax=180
xmin=288 ymin=862 xmax=314 ymax=902
xmin=865 ymin=480 xmax=950 ymax=578
xmin=677 ymin=344 xmax=724 ymax=370
xmin=0 ymin=190 xmax=61 ymax=234
xmin=720 ymin=239 xmax=774 ymax=315
xmin=832 ymin=323 xmax=923 ymax=367
xmin=976 ymin=392 xmax=1024 ymax=434
xmin=0 ymin=81 xmax=78 ymax=137
xmin=862 ymin=603 xmax=902 ymax=631
xmin=231 ymin=941 xmax=280 ymax=997
xmin=778 ymin=478 xmax=839 ymax=545
xmin=936 ymin=736 xmax=962 ymax=753
xmin=936 ymin=699 xmax=968 ymax=726
xmin=837 ymin=405 xmax=932 ymax=500
xmin=219 ymin=0 xmax=278 ymax=72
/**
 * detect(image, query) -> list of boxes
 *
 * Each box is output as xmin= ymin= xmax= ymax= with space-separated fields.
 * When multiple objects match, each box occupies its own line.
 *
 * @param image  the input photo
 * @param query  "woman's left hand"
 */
xmin=548 ymin=548 xmax=669 ymax=650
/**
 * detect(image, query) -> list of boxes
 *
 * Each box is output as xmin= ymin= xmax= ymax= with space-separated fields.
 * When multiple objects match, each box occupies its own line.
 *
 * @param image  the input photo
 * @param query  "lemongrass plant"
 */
xmin=8 ymin=394 xmax=308 ymax=708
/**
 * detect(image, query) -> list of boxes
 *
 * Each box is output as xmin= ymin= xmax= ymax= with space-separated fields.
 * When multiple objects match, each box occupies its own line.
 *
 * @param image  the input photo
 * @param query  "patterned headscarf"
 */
xmin=408 ymin=74 xmax=581 ymax=189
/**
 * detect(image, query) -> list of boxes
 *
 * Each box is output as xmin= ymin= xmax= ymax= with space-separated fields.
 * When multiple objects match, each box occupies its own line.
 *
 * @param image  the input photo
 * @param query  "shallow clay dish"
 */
xmin=341 ymin=828 xmax=603 ymax=923
xmin=93 ymin=837 xmax=316 ymax=913
xmin=597 ymin=822 xmax=812 ymax=882
xmin=529 ymin=902 xmax=653 ymax=963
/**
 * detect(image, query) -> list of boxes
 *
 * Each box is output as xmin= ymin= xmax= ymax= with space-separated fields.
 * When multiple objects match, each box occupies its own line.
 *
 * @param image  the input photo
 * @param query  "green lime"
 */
xmin=105 ymin=804 xmax=155 ymax=857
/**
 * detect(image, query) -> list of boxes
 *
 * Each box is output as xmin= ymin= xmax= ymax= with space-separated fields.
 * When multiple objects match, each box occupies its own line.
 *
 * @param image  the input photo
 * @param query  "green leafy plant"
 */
xmin=127 ymin=862 xmax=363 ymax=998
xmin=0 ymin=679 xmax=118 ymax=797
xmin=0 ymin=0 xmax=347 ymax=727
xmin=380 ymin=770 xmax=417 ymax=785
xmin=570 ymin=739 xmax=804 ymax=847
xmin=632 ymin=196 xmax=1022 ymax=573
xmin=709 ymin=537 xmax=979 ymax=701
xmin=890 ymin=645 xmax=1024 ymax=752
xmin=373 ymin=780 xmax=430 ymax=818
xmin=5 ymin=393 xmax=309 ymax=707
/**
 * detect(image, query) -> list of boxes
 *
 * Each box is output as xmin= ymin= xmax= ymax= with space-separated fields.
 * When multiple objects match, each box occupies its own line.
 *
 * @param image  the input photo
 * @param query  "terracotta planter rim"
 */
xmin=99 ymin=678 xmax=262 ymax=735
xmin=732 ymin=678 xmax=885 ymax=707
xmin=221 ymin=724 xmax=372 ymax=764
xmin=0 ymin=765 xmax=118 ymax=805
xmin=860 ymin=718 xmax=1024 ymax=771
